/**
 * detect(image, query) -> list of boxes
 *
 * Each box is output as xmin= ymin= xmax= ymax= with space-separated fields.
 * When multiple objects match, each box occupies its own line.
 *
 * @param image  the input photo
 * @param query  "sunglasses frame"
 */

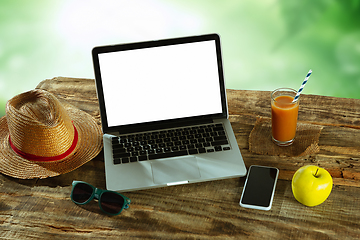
xmin=71 ymin=181 xmax=131 ymax=216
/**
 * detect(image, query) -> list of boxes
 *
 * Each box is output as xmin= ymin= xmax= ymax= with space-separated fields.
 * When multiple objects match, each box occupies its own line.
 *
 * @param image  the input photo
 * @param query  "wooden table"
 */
xmin=1 ymin=77 xmax=359 ymax=239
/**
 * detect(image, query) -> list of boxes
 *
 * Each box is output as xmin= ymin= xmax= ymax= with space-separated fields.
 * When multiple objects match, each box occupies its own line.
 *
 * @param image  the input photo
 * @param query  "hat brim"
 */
xmin=0 ymin=102 xmax=103 ymax=179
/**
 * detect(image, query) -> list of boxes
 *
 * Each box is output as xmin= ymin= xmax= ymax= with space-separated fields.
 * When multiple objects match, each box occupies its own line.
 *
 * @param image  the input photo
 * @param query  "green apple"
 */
xmin=291 ymin=165 xmax=333 ymax=207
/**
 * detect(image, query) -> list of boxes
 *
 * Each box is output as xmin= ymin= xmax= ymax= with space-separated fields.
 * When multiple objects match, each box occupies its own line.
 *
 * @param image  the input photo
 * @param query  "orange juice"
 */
xmin=271 ymin=89 xmax=299 ymax=146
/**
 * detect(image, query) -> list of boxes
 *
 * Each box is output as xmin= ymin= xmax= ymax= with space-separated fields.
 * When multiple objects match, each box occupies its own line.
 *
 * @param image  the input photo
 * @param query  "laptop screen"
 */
xmin=93 ymin=34 xmax=227 ymax=133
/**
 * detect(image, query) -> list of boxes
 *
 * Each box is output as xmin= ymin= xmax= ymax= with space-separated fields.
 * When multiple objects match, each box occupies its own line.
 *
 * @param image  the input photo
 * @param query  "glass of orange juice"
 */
xmin=271 ymin=88 xmax=299 ymax=146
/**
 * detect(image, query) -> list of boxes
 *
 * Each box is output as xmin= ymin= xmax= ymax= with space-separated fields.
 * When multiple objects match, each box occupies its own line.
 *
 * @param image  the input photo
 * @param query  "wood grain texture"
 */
xmin=35 ymin=78 xmax=360 ymax=187
xmin=1 ymin=173 xmax=360 ymax=239
xmin=225 ymin=89 xmax=360 ymax=187
xmin=0 ymin=77 xmax=358 ymax=239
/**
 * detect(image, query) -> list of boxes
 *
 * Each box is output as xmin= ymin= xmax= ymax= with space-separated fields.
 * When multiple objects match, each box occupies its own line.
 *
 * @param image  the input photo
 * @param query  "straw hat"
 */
xmin=0 ymin=89 xmax=103 ymax=179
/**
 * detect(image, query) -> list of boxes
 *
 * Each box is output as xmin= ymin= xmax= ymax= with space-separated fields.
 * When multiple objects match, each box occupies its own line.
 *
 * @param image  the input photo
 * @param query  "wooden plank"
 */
xmin=1 ymin=175 xmax=360 ymax=239
xmin=35 ymin=77 xmax=360 ymax=187
xmin=36 ymin=78 xmax=360 ymax=129
xmin=0 ymin=77 xmax=357 ymax=239
xmin=226 ymin=89 xmax=360 ymax=128
xmin=229 ymin=114 xmax=360 ymax=187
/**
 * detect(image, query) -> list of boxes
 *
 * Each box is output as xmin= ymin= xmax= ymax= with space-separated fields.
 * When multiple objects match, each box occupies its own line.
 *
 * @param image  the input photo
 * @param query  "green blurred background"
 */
xmin=1 ymin=0 xmax=360 ymax=117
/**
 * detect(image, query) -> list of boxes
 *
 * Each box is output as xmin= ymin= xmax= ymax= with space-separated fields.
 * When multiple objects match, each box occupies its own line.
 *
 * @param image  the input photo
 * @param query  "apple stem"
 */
xmin=315 ymin=168 xmax=319 ymax=177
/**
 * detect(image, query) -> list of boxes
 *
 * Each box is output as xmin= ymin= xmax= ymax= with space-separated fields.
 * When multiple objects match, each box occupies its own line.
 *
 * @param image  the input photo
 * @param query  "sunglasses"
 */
xmin=71 ymin=181 xmax=131 ymax=215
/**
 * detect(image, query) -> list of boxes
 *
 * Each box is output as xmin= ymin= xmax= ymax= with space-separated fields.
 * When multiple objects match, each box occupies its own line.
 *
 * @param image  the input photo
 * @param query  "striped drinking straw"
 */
xmin=292 ymin=69 xmax=312 ymax=103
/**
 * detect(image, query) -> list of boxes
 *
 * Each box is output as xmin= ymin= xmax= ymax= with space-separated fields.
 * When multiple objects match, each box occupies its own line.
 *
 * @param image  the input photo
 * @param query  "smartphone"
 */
xmin=239 ymin=165 xmax=279 ymax=211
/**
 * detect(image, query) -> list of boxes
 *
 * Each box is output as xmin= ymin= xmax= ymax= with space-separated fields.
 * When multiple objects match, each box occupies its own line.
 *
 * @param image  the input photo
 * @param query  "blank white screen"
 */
xmin=98 ymin=40 xmax=223 ymax=127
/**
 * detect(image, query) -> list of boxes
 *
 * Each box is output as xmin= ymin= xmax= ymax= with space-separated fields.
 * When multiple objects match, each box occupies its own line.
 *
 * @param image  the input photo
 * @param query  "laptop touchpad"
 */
xmin=151 ymin=156 xmax=201 ymax=184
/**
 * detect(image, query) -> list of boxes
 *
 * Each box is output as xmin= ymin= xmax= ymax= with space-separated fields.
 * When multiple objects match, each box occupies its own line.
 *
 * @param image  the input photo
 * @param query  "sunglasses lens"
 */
xmin=72 ymin=183 xmax=93 ymax=204
xmin=100 ymin=191 xmax=125 ymax=215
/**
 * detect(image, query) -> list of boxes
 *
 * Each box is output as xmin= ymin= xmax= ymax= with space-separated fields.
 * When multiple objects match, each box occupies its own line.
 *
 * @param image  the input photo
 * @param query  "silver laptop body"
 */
xmin=92 ymin=34 xmax=247 ymax=192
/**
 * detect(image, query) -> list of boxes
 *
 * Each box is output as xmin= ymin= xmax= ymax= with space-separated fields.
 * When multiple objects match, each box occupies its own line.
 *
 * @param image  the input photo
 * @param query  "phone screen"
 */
xmin=240 ymin=165 xmax=279 ymax=210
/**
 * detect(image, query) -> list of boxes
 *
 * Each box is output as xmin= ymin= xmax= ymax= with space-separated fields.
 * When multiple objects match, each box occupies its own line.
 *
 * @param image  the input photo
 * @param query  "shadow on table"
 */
xmin=2 ymin=153 xmax=107 ymax=189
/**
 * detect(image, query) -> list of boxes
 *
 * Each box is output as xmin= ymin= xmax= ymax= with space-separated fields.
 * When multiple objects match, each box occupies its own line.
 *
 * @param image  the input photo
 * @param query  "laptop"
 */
xmin=92 ymin=33 xmax=247 ymax=192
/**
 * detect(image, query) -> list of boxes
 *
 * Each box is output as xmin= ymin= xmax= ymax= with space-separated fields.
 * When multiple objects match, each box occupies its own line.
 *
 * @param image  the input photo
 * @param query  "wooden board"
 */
xmin=0 ymin=77 xmax=359 ymax=239
xmin=35 ymin=77 xmax=360 ymax=187
xmin=1 ymin=172 xmax=360 ymax=239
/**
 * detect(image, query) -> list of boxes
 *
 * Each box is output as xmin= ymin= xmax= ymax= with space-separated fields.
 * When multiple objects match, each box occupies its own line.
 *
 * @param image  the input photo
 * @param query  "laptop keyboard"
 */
xmin=111 ymin=123 xmax=231 ymax=164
